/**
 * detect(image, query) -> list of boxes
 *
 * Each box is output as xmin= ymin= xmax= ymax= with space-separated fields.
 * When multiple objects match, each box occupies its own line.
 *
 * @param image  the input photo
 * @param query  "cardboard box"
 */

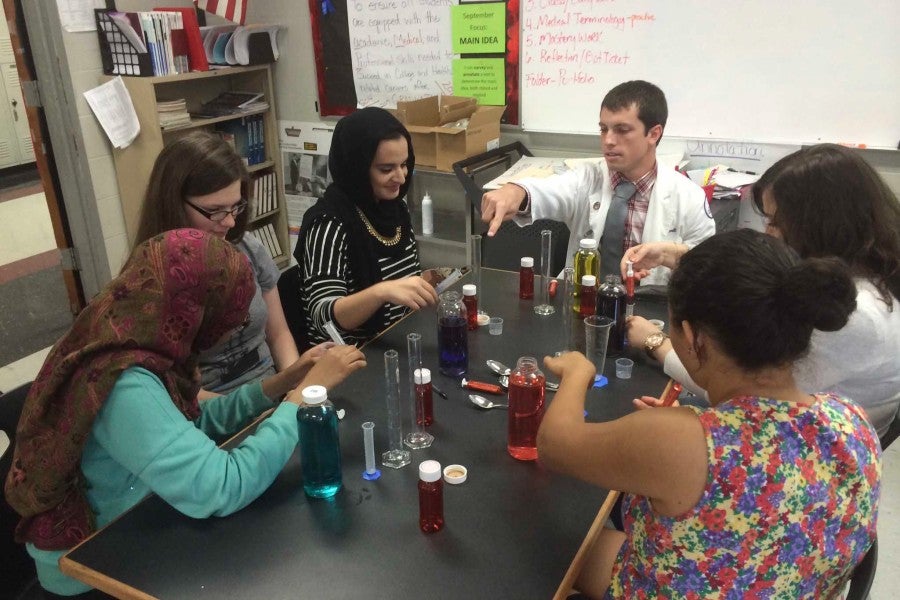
xmin=394 ymin=95 xmax=505 ymax=172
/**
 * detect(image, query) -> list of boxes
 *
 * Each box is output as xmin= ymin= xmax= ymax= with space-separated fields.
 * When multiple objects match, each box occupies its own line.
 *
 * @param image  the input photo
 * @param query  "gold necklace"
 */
xmin=355 ymin=207 xmax=402 ymax=246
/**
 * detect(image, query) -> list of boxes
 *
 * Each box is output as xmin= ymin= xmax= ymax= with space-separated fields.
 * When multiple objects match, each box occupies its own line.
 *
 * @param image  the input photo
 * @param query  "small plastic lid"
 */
xmin=414 ymin=368 xmax=432 ymax=384
xmin=419 ymin=460 xmax=442 ymax=482
xmin=462 ymin=284 xmax=477 ymax=296
xmin=443 ymin=464 xmax=467 ymax=485
xmin=520 ymin=256 xmax=534 ymax=268
xmin=301 ymin=385 xmax=328 ymax=405
xmin=579 ymin=238 xmax=598 ymax=249
xmin=581 ymin=275 xmax=596 ymax=287
xmin=477 ymin=313 xmax=490 ymax=326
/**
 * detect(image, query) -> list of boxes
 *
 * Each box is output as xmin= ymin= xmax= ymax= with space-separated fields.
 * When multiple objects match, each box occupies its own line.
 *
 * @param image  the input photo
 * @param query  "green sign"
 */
xmin=452 ymin=58 xmax=505 ymax=106
xmin=451 ymin=3 xmax=506 ymax=54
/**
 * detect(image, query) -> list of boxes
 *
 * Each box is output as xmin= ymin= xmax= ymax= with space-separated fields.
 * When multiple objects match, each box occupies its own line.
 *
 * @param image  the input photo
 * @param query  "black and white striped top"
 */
xmin=300 ymin=216 xmax=421 ymax=346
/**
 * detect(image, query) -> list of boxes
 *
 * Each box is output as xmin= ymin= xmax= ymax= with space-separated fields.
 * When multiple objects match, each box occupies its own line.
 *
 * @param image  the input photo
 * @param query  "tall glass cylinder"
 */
xmin=470 ymin=234 xmax=483 ymax=314
xmin=534 ymin=229 xmax=556 ymax=316
xmin=404 ymin=333 xmax=433 ymax=449
xmin=381 ymin=349 xmax=411 ymax=469
xmin=560 ymin=266 xmax=576 ymax=352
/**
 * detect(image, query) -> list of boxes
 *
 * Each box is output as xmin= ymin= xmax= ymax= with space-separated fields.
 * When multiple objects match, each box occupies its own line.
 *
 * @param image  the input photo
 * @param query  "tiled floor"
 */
xmin=0 ymin=190 xmax=897 ymax=596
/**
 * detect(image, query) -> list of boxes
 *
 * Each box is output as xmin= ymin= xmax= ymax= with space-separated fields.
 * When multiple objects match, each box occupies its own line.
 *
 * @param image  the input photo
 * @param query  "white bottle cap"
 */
xmin=580 ymin=238 xmax=598 ymax=249
xmin=301 ymin=385 xmax=328 ymax=405
xmin=626 ymin=260 xmax=634 ymax=277
xmin=520 ymin=256 xmax=534 ymax=268
xmin=443 ymin=464 xmax=468 ymax=485
xmin=419 ymin=460 xmax=442 ymax=482
xmin=581 ymin=275 xmax=596 ymax=287
xmin=414 ymin=368 xmax=432 ymax=384
xmin=462 ymin=284 xmax=477 ymax=296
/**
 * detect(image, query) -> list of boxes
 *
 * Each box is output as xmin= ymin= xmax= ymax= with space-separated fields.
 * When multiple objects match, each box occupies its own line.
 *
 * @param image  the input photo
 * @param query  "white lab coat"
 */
xmin=514 ymin=160 xmax=715 ymax=286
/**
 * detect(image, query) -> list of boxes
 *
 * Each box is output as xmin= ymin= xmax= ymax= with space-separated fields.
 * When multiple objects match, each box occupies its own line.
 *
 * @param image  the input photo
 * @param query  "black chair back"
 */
xmin=480 ymin=220 xmax=570 ymax=275
xmin=1 ymin=382 xmax=37 ymax=596
xmin=845 ymin=537 xmax=878 ymax=600
xmin=881 ymin=410 xmax=900 ymax=450
xmin=277 ymin=265 xmax=310 ymax=351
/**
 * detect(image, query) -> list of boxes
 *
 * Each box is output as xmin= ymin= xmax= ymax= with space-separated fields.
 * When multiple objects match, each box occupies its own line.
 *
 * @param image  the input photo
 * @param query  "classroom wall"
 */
xmin=59 ymin=25 xmax=131 ymax=276
xmin=46 ymin=2 xmax=900 ymax=284
xmin=248 ymin=0 xmax=321 ymax=123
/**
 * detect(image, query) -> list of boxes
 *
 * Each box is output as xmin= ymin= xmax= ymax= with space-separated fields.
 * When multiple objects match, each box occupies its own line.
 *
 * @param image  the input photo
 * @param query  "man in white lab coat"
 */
xmin=481 ymin=80 xmax=714 ymax=287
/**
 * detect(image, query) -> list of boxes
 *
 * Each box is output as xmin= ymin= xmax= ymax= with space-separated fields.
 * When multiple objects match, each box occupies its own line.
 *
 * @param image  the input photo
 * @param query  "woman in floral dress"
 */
xmin=538 ymin=229 xmax=880 ymax=599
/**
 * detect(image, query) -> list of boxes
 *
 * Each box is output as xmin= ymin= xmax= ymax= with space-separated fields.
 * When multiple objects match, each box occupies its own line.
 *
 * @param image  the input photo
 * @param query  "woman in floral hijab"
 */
xmin=5 ymin=229 xmax=364 ymax=595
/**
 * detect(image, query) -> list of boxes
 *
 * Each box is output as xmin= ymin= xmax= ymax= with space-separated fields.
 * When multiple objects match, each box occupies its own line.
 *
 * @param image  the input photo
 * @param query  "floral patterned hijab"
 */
xmin=4 ymin=229 xmax=255 ymax=549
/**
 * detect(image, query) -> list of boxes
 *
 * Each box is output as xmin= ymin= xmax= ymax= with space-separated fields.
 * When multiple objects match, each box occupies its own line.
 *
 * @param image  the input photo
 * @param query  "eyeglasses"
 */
xmin=185 ymin=198 xmax=248 ymax=222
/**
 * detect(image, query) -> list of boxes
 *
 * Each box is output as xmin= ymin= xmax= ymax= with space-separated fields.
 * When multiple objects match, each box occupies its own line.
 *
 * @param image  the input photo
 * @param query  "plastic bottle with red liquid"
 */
xmin=462 ymin=284 xmax=478 ymax=331
xmin=414 ymin=368 xmax=434 ymax=426
xmin=579 ymin=274 xmax=597 ymax=318
xmin=519 ymin=256 xmax=535 ymax=299
xmin=418 ymin=460 xmax=444 ymax=533
xmin=507 ymin=356 xmax=545 ymax=461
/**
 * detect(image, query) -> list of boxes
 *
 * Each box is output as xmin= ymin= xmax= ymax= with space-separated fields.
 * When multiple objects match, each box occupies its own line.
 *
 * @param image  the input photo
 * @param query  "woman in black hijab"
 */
xmin=295 ymin=107 xmax=438 ymax=346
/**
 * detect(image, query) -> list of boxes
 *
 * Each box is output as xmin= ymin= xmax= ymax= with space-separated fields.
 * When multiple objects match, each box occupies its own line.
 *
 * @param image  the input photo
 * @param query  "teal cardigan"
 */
xmin=28 ymin=366 xmax=300 ymax=595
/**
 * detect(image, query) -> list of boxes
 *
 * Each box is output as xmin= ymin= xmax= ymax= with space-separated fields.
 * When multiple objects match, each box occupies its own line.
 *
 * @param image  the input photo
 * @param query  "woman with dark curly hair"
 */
xmin=625 ymin=144 xmax=900 ymax=437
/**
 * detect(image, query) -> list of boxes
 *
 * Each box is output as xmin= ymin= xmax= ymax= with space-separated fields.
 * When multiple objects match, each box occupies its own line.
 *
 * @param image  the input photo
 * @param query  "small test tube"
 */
xmin=625 ymin=261 xmax=636 ymax=318
xmin=362 ymin=421 xmax=381 ymax=480
xmin=324 ymin=320 xmax=347 ymax=345
xmin=660 ymin=380 xmax=683 ymax=407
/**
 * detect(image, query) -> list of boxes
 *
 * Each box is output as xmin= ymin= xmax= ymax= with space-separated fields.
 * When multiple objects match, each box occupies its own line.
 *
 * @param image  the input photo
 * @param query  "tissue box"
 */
xmin=394 ymin=95 xmax=505 ymax=172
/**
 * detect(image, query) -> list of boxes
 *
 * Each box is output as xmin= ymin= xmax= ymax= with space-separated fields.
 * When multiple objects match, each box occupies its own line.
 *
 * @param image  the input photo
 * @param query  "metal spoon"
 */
xmin=498 ymin=374 xmax=559 ymax=391
xmin=469 ymin=394 xmax=507 ymax=410
xmin=486 ymin=359 xmax=511 ymax=376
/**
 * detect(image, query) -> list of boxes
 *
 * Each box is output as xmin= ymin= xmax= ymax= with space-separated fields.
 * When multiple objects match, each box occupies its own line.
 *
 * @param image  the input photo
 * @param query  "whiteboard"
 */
xmin=520 ymin=0 xmax=900 ymax=148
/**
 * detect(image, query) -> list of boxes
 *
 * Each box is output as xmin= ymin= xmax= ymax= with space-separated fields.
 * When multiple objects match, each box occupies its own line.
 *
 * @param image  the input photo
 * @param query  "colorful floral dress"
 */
xmin=606 ymin=394 xmax=880 ymax=599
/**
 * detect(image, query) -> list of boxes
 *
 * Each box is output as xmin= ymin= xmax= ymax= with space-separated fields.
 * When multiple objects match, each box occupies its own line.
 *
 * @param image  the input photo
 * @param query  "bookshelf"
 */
xmin=105 ymin=64 xmax=289 ymax=268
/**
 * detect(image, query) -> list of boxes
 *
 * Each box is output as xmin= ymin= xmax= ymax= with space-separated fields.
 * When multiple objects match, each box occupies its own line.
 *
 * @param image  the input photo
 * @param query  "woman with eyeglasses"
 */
xmin=5 ymin=230 xmax=366 ymax=597
xmin=135 ymin=131 xmax=312 ymax=394
xmin=294 ymin=107 xmax=438 ymax=347
xmin=621 ymin=144 xmax=900 ymax=438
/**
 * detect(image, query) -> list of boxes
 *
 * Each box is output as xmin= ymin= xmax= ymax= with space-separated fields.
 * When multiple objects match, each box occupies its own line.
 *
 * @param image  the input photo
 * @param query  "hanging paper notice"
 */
xmin=452 ymin=58 xmax=505 ymax=105
xmin=347 ymin=0 xmax=458 ymax=108
xmin=451 ymin=3 xmax=505 ymax=54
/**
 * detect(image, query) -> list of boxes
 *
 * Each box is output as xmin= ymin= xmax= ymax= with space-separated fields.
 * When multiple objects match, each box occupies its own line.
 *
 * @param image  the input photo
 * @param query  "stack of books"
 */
xmin=192 ymin=91 xmax=267 ymax=118
xmin=157 ymin=99 xmax=191 ymax=129
xmin=250 ymin=223 xmax=283 ymax=259
xmin=215 ymin=114 xmax=266 ymax=165
xmin=251 ymin=172 xmax=278 ymax=218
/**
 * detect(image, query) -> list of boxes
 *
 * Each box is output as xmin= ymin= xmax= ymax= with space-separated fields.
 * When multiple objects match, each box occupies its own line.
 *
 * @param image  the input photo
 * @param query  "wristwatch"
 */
xmin=643 ymin=331 xmax=669 ymax=360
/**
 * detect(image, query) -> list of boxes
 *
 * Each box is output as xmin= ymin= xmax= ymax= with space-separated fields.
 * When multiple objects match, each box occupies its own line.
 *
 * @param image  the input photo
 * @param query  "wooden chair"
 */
xmin=552 ymin=490 xmax=620 ymax=600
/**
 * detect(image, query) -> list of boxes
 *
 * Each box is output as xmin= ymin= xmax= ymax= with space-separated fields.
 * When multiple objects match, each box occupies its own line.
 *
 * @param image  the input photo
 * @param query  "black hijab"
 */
xmin=296 ymin=107 xmax=416 ymax=335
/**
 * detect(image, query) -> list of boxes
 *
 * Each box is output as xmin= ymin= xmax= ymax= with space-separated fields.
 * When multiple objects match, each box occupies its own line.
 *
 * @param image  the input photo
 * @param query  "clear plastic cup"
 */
xmin=489 ymin=317 xmax=504 ymax=335
xmin=584 ymin=316 xmax=614 ymax=376
xmin=615 ymin=358 xmax=634 ymax=379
